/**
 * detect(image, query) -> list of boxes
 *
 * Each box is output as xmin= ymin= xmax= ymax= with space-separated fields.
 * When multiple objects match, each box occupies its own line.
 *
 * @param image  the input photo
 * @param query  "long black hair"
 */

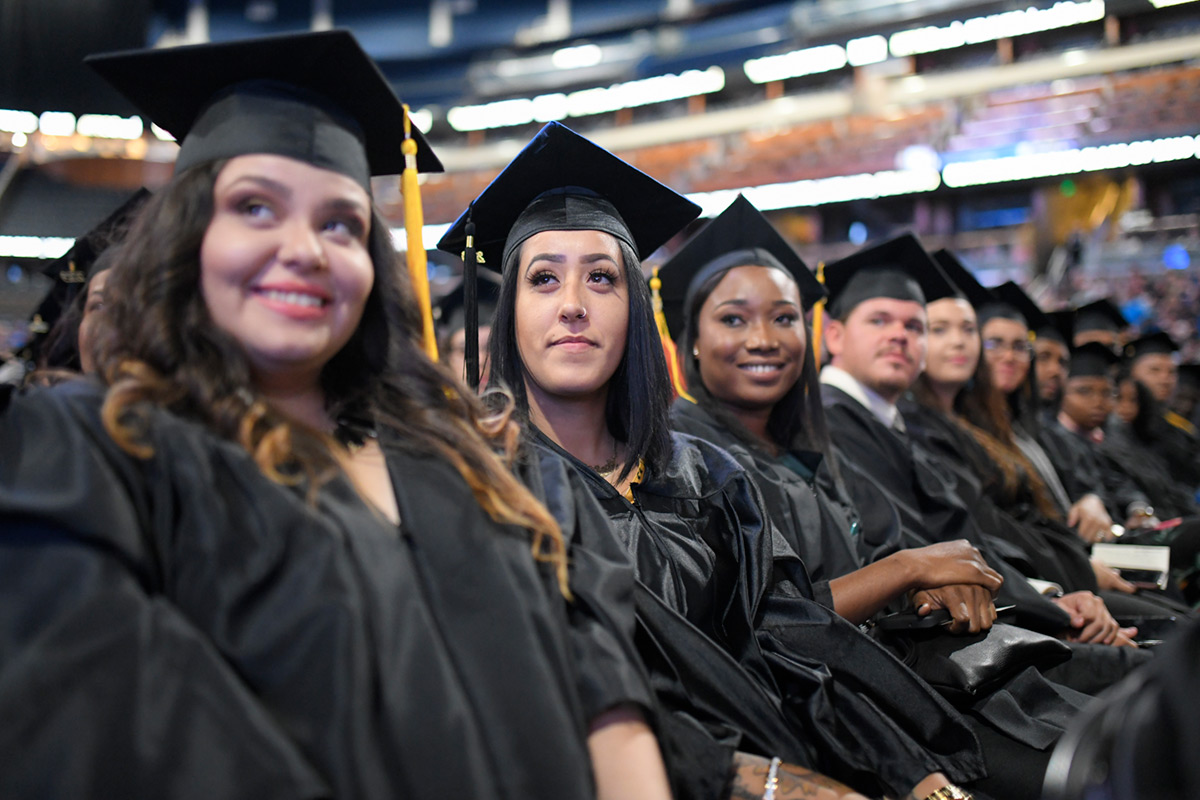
xmin=677 ymin=263 xmax=833 ymax=462
xmin=488 ymin=234 xmax=672 ymax=481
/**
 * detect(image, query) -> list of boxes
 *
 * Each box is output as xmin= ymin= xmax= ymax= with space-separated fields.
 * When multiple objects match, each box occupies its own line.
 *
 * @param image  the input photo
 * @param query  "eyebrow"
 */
xmin=526 ymin=252 xmax=619 ymax=266
xmin=714 ymin=298 xmax=799 ymax=310
xmin=225 ymin=175 xmax=369 ymax=216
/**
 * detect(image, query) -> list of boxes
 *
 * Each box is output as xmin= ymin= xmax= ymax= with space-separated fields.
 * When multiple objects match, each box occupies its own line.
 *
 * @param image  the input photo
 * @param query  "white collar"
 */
xmin=820 ymin=365 xmax=904 ymax=431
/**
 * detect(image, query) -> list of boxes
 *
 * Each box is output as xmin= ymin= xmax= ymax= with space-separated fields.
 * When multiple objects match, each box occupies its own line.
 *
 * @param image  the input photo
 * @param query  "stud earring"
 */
xmin=692 ymin=346 xmax=700 ymax=358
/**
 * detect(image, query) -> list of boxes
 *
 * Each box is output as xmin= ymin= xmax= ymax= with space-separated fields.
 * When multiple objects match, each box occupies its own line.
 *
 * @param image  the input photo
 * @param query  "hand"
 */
xmin=729 ymin=753 xmax=870 ymax=800
xmin=912 ymin=585 xmax=998 ymax=634
xmin=1052 ymin=590 xmax=1124 ymax=645
xmin=906 ymin=540 xmax=1004 ymax=595
xmin=1091 ymin=559 xmax=1136 ymax=593
xmin=1067 ymin=494 xmax=1113 ymax=544
xmin=1124 ymin=513 xmax=1161 ymax=530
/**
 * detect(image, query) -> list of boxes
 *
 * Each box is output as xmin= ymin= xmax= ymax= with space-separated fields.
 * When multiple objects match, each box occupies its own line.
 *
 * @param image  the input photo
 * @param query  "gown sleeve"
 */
xmin=0 ymin=385 xmax=329 ymax=800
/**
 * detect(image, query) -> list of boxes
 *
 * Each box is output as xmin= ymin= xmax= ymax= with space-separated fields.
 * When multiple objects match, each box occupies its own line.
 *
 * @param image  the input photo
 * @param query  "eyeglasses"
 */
xmin=982 ymin=338 xmax=1033 ymax=359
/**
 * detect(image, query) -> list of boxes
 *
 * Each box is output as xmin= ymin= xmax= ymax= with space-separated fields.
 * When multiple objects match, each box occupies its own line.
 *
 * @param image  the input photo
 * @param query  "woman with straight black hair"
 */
xmin=445 ymin=121 xmax=989 ymax=800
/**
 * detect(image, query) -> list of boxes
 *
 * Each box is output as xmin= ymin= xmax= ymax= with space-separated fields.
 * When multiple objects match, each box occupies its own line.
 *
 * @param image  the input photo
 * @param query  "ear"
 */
xmin=824 ymin=318 xmax=845 ymax=362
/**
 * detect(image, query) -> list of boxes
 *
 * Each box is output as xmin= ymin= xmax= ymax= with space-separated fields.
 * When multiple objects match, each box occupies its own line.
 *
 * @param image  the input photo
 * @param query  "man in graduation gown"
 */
xmin=1125 ymin=331 xmax=1200 ymax=491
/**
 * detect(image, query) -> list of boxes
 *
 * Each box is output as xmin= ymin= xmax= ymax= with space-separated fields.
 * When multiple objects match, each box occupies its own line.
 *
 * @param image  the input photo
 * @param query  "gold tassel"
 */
xmin=811 ymin=261 xmax=826 ymax=368
xmin=650 ymin=266 xmax=695 ymax=403
xmin=401 ymin=104 xmax=438 ymax=361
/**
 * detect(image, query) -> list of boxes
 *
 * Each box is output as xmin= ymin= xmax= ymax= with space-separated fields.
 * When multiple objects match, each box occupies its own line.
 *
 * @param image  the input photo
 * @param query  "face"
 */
xmin=825 ymin=297 xmax=927 ymax=402
xmin=443 ymin=324 xmax=492 ymax=386
xmin=200 ymin=154 xmax=374 ymax=389
xmin=1034 ymin=338 xmax=1069 ymax=403
xmin=924 ymin=298 xmax=979 ymax=390
xmin=77 ymin=269 xmax=110 ymax=375
xmin=514 ymin=229 xmax=628 ymax=405
xmin=1061 ymin=375 xmax=1115 ymax=431
xmin=981 ymin=317 xmax=1031 ymax=395
xmin=1116 ymin=378 xmax=1139 ymax=425
xmin=1130 ymin=353 xmax=1177 ymax=403
xmin=694 ymin=265 xmax=805 ymax=413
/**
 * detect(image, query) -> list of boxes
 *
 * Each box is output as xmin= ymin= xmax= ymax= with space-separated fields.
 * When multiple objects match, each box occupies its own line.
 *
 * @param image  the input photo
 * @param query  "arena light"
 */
xmin=75 ymin=114 xmax=144 ymax=140
xmin=551 ymin=43 xmax=603 ymax=70
xmin=0 ymin=109 xmax=39 ymax=134
xmin=408 ymin=108 xmax=434 ymax=135
xmin=37 ymin=111 xmax=76 ymax=137
xmin=744 ymin=44 xmax=847 ymax=84
xmin=150 ymin=123 xmax=176 ymax=141
xmin=847 ymin=35 xmax=888 ymax=67
xmin=446 ymin=67 xmax=724 ymax=132
xmin=889 ymin=0 xmax=1106 ymax=58
xmin=686 ymin=168 xmax=942 ymax=216
xmin=941 ymin=135 xmax=1197 ymax=188
xmin=1149 ymin=0 xmax=1198 ymax=7
xmin=388 ymin=222 xmax=453 ymax=255
xmin=11 ymin=132 xmax=27 ymax=148
xmin=0 ymin=235 xmax=74 ymax=260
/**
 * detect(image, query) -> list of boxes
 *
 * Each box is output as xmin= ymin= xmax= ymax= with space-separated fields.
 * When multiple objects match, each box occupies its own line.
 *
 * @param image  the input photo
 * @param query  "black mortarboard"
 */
xmin=823 ymin=232 xmax=953 ymax=319
xmin=435 ymin=270 xmax=503 ymax=334
xmin=656 ymin=194 xmax=825 ymax=338
xmin=436 ymin=122 xmax=699 ymax=271
xmin=1074 ymin=299 xmax=1127 ymax=336
xmin=930 ymin=249 xmax=996 ymax=310
xmin=29 ymin=188 xmax=151 ymax=338
xmin=1124 ymin=331 xmax=1178 ymax=362
xmin=1042 ymin=309 xmax=1075 ymax=345
xmin=86 ymin=30 xmax=441 ymax=189
xmin=1069 ymin=341 xmax=1119 ymax=379
xmin=980 ymin=281 xmax=1051 ymax=333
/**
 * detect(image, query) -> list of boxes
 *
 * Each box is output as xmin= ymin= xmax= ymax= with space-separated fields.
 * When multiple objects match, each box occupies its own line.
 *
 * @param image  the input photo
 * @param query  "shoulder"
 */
xmin=640 ymin=431 xmax=749 ymax=501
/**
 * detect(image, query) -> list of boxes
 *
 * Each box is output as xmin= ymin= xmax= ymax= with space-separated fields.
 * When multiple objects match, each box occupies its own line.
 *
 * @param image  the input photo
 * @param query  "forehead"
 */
xmin=518 ymin=228 xmax=624 ymax=259
xmin=981 ymin=316 xmax=1028 ymax=339
xmin=1068 ymin=374 xmax=1113 ymax=386
xmin=214 ymin=153 xmax=371 ymax=203
xmin=845 ymin=296 xmax=926 ymax=324
xmin=709 ymin=265 xmax=800 ymax=303
xmin=926 ymin=297 xmax=976 ymax=323
xmin=1034 ymin=338 xmax=1066 ymax=353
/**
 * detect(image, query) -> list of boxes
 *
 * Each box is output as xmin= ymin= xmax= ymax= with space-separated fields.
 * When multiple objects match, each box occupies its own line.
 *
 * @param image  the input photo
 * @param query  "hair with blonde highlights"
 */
xmin=92 ymin=160 xmax=570 ymax=595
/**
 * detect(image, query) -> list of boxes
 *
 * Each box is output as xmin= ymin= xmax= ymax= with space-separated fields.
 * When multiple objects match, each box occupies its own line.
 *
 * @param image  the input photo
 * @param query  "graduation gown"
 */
xmin=0 ymin=382 xmax=645 ymax=800
xmin=1102 ymin=421 xmax=1199 ymax=521
xmin=525 ymin=428 xmax=986 ymax=798
xmin=1039 ymin=418 xmax=1149 ymax=521
xmin=821 ymin=383 xmax=1074 ymax=633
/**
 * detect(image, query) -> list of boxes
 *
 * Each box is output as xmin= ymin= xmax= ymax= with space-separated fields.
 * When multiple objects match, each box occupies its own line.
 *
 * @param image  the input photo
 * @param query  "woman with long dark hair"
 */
xmin=0 ymin=32 xmax=666 ymax=799
xmin=448 ymin=121 xmax=989 ymax=800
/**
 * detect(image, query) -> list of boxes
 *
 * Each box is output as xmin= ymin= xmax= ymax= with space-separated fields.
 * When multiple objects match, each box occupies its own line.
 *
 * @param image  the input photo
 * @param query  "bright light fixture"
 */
xmin=0 ymin=109 xmax=38 ymax=134
xmin=889 ymin=0 xmax=1105 ymax=58
xmin=551 ymin=44 xmax=603 ymax=70
xmin=744 ymin=44 xmax=847 ymax=84
xmin=37 ymin=111 xmax=76 ymax=137
xmin=942 ymin=135 xmax=1197 ymax=187
xmin=76 ymin=114 xmax=144 ymax=140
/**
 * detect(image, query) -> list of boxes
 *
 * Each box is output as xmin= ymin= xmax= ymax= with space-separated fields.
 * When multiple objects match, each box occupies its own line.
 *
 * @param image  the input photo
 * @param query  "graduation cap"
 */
xmin=822 ymin=232 xmax=954 ymax=319
xmin=28 ymin=188 xmax=151 ymax=339
xmin=1073 ymin=299 xmax=1127 ymax=339
xmin=436 ymin=122 xmax=699 ymax=271
xmin=1069 ymin=341 xmax=1119 ymax=379
xmin=1124 ymin=331 xmax=1178 ymax=362
xmin=435 ymin=270 xmax=503 ymax=334
xmin=86 ymin=29 xmax=441 ymax=188
xmin=930 ymin=249 xmax=996 ymax=310
xmin=656 ymin=194 xmax=825 ymax=338
xmin=1041 ymin=309 xmax=1075 ymax=346
xmin=980 ymin=281 xmax=1051 ymax=334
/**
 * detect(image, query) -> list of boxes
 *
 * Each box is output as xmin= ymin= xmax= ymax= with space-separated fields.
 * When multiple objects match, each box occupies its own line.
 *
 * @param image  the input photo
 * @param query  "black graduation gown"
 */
xmin=1039 ymin=418 xmax=1149 ymax=520
xmin=1101 ymin=421 xmax=1199 ymax=521
xmin=525 ymin=428 xmax=987 ymax=798
xmin=0 ymin=382 xmax=642 ymax=800
xmin=897 ymin=400 xmax=1099 ymax=595
xmin=1146 ymin=411 xmax=1200 ymax=490
xmin=821 ymin=383 xmax=1074 ymax=633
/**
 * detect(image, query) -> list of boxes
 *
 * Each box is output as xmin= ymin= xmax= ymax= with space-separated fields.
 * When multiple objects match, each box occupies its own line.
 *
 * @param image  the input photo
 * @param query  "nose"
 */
xmin=558 ymin=277 xmax=586 ymax=322
xmin=745 ymin=319 xmax=779 ymax=351
xmin=279 ymin=220 xmax=327 ymax=271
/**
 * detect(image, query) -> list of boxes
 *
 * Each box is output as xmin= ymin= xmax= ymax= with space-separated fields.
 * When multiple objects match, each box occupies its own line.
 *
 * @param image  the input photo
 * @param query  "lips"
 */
xmin=551 ymin=334 xmax=597 ymax=352
xmin=252 ymin=283 xmax=333 ymax=319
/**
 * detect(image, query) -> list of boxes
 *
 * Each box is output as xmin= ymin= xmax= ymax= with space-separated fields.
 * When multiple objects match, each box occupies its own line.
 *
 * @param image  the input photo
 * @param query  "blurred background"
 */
xmin=2 ymin=0 xmax=1199 ymax=354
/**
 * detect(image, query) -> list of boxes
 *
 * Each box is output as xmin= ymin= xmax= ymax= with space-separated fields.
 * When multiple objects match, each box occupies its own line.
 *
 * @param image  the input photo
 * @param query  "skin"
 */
xmin=77 ymin=269 xmax=111 ymax=375
xmin=1034 ymin=338 xmax=1069 ymax=406
xmin=1130 ymin=353 xmax=1177 ymax=404
xmin=698 ymin=274 xmax=1001 ymax=634
xmin=824 ymin=297 xmax=927 ymax=404
xmin=1116 ymin=378 xmax=1139 ymax=425
xmin=923 ymin=298 xmax=980 ymax=413
xmin=515 ymin=229 xmax=634 ymax=492
xmin=1060 ymin=376 xmax=1114 ymax=432
xmin=980 ymin=317 xmax=1030 ymax=395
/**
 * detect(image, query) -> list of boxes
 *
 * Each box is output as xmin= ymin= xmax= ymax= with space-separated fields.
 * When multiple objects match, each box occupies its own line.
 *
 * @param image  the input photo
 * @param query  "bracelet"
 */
xmin=923 ymin=786 xmax=973 ymax=800
xmin=762 ymin=756 xmax=782 ymax=800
